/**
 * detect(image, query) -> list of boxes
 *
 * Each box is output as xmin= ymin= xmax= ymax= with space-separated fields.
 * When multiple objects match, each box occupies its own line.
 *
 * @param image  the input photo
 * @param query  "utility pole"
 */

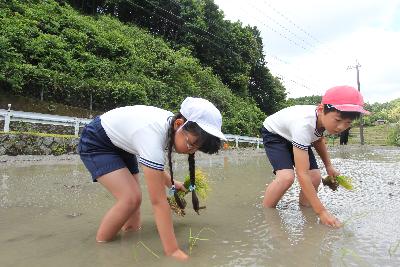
xmin=347 ymin=60 xmax=364 ymax=145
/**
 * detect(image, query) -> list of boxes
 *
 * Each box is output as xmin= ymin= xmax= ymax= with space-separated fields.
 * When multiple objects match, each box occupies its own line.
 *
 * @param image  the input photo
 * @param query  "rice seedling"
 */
xmin=341 ymin=211 xmax=369 ymax=226
xmin=339 ymin=247 xmax=370 ymax=266
xmin=322 ymin=175 xmax=354 ymax=191
xmin=188 ymin=227 xmax=216 ymax=255
xmin=132 ymin=240 xmax=160 ymax=261
xmin=168 ymin=169 xmax=211 ymax=216
xmin=139 ymin=241 xmax=160 ymax=259
xmin=389 ymin=240 xmax=400 ymax=257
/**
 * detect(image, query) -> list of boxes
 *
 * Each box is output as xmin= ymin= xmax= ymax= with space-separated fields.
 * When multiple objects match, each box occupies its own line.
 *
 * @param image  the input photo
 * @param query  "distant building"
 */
xmin=374 ymin=119 xmax=387 ymax=125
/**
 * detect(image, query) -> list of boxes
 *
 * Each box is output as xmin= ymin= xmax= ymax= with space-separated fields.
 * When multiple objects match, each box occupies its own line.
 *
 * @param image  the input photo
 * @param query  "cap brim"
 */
xmin=197 ymin=123 xmax=227 ymax=141
xmin=333 ymin=104 xmax=371 ymax=115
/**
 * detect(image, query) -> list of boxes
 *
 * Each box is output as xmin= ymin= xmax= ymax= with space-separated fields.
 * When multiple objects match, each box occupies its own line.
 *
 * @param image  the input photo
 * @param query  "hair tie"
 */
xmin=169 ymin=185 xmax=176 ymax=196
xmin=189 ymin=184 xmax=196 ymax=192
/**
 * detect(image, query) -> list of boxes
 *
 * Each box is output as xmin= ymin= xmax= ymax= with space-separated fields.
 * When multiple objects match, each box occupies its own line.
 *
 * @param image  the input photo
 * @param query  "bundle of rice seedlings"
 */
xmin=322 ymin=175 xmax=354 ymax=191
xmin=167 ymin=169 xmax=210 ymax=216
xmin=336 ymin=175 xmax=354 ymax=190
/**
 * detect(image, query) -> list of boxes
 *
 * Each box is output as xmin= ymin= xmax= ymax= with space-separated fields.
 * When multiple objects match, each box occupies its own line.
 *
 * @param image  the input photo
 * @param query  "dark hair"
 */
xmin=167 ymin=113 xmax=221 ymax=214
xmin=323 ymin=104 xmax=361 ymax=120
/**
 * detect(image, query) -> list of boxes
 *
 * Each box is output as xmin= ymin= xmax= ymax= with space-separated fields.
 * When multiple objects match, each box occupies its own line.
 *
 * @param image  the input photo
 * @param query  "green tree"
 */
xmin=61 ymin=0 xmax=288 ymax=112
xmin=0 ymin=0 xmax=265 ymax=135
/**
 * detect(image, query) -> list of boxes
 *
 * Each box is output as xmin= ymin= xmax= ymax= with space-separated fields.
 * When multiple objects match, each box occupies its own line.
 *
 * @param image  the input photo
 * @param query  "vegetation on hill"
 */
xmin=1 ymin=0 xmax=397 ymax=142
xmin=286 ymin=95 xmax=322 ymax=106
xmin=63 ymin=0 xmax=287 ymax=115
xmin=0 ymin=0 xmax=272 ymax=135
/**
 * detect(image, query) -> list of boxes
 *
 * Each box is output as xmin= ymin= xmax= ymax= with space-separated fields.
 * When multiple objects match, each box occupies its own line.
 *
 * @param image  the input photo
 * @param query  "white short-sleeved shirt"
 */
xmin=100 ymin=106 xmax=174 ymax=171
xmin=263 ymin=105 xmax=324 ymax=150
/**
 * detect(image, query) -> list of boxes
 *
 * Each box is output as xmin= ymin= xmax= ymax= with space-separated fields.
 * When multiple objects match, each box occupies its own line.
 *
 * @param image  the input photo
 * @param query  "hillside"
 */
xmin=0 ymin=0 xmax=265 ymax=135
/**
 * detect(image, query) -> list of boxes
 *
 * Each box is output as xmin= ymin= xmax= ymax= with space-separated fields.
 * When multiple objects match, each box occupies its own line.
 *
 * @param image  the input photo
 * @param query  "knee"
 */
xmin=120 ymin=194 xmax=142 ymax=212
xmin=277 ymin=174 xmax=295 ymax=187
xmin=309 ymin=173 xmax=321 ymax=188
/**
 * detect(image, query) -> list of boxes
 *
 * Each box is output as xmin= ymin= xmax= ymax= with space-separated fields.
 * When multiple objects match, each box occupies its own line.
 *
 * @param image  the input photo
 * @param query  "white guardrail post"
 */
xmin=4 ymin=104 xmax=12 ymax=132
xmin=74 ymin=119 xmax=80 ymax=137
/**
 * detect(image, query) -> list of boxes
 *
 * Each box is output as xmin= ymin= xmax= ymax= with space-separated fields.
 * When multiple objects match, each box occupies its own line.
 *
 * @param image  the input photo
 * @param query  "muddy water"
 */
xmin=0 ymin=146 xmax=399 ymax=267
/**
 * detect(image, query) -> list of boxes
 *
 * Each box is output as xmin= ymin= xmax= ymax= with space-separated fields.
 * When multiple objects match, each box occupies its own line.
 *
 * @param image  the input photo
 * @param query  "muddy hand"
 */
xmin=174 ymin=180 xmax=187 ymax=192
xmin=169 ymin=249 xmax=189 ymax=261
xmin=319 ymin=210 xmax=342 ymax=228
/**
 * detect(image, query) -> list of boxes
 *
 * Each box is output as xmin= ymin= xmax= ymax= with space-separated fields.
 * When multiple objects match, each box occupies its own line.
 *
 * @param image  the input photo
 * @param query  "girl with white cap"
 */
xmin=78 ymin=97 xmax=226 ymax=260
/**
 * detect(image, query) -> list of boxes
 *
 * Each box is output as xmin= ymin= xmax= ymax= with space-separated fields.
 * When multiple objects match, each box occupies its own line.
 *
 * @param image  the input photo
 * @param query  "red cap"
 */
xmin=322 ymin=85 xmax=370 ymax=114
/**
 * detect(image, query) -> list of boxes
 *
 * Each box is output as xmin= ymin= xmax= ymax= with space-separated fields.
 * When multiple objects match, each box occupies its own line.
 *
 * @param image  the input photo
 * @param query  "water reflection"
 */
xmin=0 ymin=147 xmax=399 ymax=266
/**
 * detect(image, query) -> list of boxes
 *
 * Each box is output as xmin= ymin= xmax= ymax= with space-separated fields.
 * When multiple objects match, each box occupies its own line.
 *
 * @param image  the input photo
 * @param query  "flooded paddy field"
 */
xmin=1 ymin=146 xmax=399 ymax=267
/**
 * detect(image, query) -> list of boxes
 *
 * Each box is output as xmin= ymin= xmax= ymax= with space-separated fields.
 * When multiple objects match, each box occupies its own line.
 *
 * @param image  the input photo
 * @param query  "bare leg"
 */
xmin=299 ymin=169 xmax=321 ymax=207
xmin=96 ymin=168 xmax=142 ymax=242
xmin=121 ymin=173 xmax=142 ymax=232
xmin=263 ymin=169 xmax=295 ymax=208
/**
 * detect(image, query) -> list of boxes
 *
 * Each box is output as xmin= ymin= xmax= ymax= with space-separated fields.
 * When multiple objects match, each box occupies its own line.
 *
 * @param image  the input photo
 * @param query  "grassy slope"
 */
xmin=348 ymin=125 xmax=390 ymax=146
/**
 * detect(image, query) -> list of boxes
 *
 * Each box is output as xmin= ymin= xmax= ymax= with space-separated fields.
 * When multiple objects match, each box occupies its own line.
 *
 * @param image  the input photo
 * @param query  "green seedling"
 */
xmin=389 ymin=240 xmax=400 ymax=257
xmin=339 ymin=247 xmax=369 ymax=266
xmin=322 ymin=175 xmax=354 ymax=191
xmin=188 ymin=227 xmax=216 ymax=255
xmin=132 ymin=240 xmax=160 ymax=261
xmin=168 ymin=169 xmax=211 ymax=216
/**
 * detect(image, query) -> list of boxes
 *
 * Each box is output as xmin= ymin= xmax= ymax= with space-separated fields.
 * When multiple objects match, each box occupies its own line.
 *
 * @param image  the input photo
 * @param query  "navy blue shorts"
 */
xmin=78 ymin=117 xmax=139 ymax=182
xmin=261 ymin=127 xmax=318 ymax=174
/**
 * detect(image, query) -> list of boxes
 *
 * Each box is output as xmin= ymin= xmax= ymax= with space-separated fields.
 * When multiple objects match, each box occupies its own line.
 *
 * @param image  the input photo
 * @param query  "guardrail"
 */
xmin=0 ymin=107 xmax=262 ymax=147
xmin=225 ymin=134 xmax=262 ymax=148
xmin=0 ymin=108 xmax=91 ymax=137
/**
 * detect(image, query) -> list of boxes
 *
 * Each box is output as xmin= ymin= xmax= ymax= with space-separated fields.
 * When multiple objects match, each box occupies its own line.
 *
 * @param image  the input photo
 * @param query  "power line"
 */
xmin=261 ymin=0 xmax=344 ymax=57
xmin=239 ymin=3 xmax=311 ymax=52
xmin=167 ymin=0 xmax=315 ymax=58
xmin=261 ymin=0 xmax=323 ymax=45
xmin=142 ymin=0 xmax=231 ymax=47
xmin=247 ymin=1 xmax=317 ymax=51
xmin=140 ymin=0 xmax=326 ymax=94
xmin=123 ymin=0 xmax=242 ymax=58
xmin=116 ymin=0 xmax=323 ymax=97
xmin=264 ymin=50 xmax=325 ymax=90
xmin=274 ymin=72 xmax=320 ymax=95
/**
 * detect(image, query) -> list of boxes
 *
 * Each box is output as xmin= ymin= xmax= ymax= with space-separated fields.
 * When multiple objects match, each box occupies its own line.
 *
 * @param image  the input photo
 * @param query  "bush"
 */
xmin=0 ymin=0 xmax=265 ymax=136
xmin=387 ymin=124 xmax=400 ymax=146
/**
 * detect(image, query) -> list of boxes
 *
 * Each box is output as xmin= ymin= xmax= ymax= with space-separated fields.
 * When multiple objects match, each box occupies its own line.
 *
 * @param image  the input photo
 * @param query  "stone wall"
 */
xmin=0 ymin=133 xmax=79 ymax=156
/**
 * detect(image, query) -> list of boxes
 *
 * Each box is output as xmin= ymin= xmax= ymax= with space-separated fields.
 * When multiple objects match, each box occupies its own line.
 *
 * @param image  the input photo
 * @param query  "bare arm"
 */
xmin=313 ymin=137 xmax=339 ymax=177
xmin=294 ymin=146 xmax=341 ymax=227
xmin=312 ymin=137 xmax=331 ymax=167
xmin=293 ymin=147 xmax=325 ymax=214
xmin=142 ymin=166 xmax=188 ymax=259
xmin=163 ymin=170 xmax=173 ymax=188
xmin=162 ymin=170 xmax=186 ymax=191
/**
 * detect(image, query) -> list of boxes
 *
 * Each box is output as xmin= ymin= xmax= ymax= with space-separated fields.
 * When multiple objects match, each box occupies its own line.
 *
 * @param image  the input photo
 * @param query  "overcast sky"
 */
xmin=213 ymin=0 xmax=400 ymax=103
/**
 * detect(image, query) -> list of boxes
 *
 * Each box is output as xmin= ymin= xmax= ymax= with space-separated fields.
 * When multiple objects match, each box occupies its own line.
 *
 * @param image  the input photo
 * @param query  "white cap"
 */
xmin=180 ymin=97 xmax=227 ymax=141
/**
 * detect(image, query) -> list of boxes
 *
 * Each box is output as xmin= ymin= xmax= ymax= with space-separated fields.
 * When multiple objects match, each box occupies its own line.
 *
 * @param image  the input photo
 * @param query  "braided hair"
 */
xmin=167 ymin=113 xmax=221 ymax=213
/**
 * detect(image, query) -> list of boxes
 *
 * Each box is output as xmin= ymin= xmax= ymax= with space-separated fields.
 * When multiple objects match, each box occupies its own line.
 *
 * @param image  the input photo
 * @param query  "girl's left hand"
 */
xmin=174 ymin=181 xmax=187 ymax=192
xmin=326 ymin=165 xmax=340 ymax=177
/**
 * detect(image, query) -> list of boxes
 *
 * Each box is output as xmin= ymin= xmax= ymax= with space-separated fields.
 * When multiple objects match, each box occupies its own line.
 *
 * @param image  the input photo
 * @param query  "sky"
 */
xmin=213 ymin=0 xmax=400 ymax=103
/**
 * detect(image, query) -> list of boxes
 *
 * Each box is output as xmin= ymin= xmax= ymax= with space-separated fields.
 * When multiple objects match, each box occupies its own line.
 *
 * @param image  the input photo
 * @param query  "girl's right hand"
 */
xmin=169 ymin=249 xmax=189 ymax=261
xmin=319 ymin=210 xmax=342 ymax=228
